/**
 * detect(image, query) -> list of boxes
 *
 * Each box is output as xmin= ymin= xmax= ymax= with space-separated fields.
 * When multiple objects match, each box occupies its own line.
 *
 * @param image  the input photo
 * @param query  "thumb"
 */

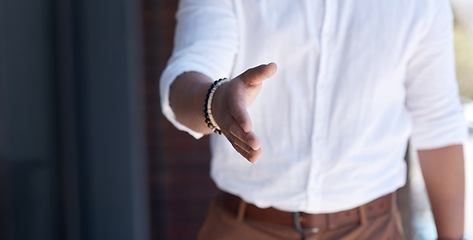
xmin=239 ymin=62 xmax=277 ymax=86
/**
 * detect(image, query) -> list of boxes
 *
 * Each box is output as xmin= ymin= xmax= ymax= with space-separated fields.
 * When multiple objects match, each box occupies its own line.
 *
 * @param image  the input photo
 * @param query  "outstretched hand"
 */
xmin=212 ymin=63 xmax=277 ymax=163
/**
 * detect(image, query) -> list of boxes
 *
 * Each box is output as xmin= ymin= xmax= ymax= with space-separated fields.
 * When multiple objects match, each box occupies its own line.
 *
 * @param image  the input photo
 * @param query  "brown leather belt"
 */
xmin=218 ymin=191 xmax=394 ymax=233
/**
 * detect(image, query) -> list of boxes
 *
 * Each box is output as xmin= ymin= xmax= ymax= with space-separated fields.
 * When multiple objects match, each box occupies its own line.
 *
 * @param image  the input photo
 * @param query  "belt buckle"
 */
xmin=292 ymin=212 xmax=320 ymax=234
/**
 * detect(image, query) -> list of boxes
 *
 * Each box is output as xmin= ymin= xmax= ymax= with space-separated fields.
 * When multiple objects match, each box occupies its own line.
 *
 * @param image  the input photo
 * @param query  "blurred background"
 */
xmin=0 ymin=0 xmax=471 ymax=240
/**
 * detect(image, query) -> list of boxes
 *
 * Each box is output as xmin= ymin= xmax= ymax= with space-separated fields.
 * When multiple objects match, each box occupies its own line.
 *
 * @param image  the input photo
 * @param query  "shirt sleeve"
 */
xmin=159 ymin=0 xmax=238 ymax=139
xmin=406 ymin=0 xmax=468 ymax=150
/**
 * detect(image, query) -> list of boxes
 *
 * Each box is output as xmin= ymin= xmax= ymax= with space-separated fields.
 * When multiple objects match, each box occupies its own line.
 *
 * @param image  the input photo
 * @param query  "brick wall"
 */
xmin=142 ymin=1 xmax=217 ymax=239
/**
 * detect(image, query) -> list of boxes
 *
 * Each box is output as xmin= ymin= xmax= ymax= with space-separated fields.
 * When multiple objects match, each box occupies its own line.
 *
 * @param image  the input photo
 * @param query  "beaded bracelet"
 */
xmin=204 ymin=78 xmax=229 ymax=134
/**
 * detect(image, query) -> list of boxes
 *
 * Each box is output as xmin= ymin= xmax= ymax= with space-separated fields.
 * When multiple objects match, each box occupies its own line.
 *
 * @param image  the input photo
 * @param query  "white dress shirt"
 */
xmin=160 ymin=0 xmax=467 ymax=213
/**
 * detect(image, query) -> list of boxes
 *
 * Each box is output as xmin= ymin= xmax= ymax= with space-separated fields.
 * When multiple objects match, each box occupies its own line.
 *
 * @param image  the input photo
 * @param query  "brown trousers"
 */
xmin=198 ymin=195 xmax=405 ymax=240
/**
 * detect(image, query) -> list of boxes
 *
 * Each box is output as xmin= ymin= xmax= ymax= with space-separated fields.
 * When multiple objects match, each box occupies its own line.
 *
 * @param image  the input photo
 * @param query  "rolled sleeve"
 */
xmin=406 ymin=1 xmax=467 ymax=150
xmin=159 ymin=0 xmax=238 ymax=139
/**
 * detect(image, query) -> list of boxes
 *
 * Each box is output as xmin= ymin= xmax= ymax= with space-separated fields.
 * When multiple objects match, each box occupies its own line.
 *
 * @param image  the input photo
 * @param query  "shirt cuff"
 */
xmin=410 ymin=110 xmax=468 ymax=150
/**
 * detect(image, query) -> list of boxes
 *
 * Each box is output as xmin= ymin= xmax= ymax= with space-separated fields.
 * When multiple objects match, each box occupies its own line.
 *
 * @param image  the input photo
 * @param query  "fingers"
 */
xmin=223 ymin=120 xmax=262 ymax=163
xmin=228 ymin=122 xmax=260 ymax=150
xmin=233 ymin=144 xmax=262 ymax=164
xmin=230 ymin=140 xmax=262 ymax=164
xmin=239 ymin=62 xmax=277 ymax=86
xmin=228 ymin=98 xmax=252 ymax=133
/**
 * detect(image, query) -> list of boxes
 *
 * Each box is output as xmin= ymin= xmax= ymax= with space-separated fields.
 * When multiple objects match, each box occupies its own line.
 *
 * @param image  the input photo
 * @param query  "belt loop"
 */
xmin=236 ymin=199 xmax=247 ymax=222
xmin=358 ymin=205 xmax=368 ymax=226
xmin=392 ymin=192 xmax=397 ymax=213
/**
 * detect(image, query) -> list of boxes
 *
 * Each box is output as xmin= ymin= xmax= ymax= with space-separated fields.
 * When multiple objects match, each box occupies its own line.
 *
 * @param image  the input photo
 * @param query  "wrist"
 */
xmin=204 ymin=78 xmax=229 ymax=134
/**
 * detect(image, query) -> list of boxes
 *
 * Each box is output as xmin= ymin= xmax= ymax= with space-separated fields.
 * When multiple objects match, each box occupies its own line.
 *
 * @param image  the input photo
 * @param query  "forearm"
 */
xmin=418 ymin=144 xmax=465 ymax=239
xmin=168 ymin=63 xmax=276 ymax=163
xmin=169 ymin=72 xmax=214 ymax=135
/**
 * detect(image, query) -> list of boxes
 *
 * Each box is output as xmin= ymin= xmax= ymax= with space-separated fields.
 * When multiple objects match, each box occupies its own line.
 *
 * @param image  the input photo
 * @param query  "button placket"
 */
xmin=306 ymin=0 xmax=335 ymax=209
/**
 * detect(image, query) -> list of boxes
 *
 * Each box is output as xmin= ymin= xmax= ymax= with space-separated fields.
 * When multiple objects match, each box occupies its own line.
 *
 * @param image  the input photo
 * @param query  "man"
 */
xmin=160 ymin=0 xmax=467 ymax=239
